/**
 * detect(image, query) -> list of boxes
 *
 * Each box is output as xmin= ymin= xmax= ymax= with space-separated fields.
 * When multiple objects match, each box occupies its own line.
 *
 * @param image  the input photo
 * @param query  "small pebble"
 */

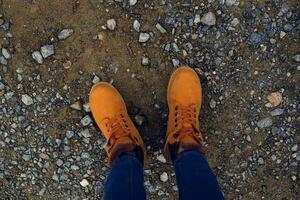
xmin=41 ymin=45 xmax=54 ymax=58
xmin=81 ymin=115 xmax=92 ymax=126
xmin=201 ymin=12 xmax=216 ymax=26
xmin=32 ymin=51 xmax=43 ymax=64
xmin=139 ymin=33 xmax=150 ymax=43
xmin=257 ymin=117 xmax=273 ymax=128
xmin=107 ymin=19 xmax=117 ymax=30
xmin=2 ymin=48 xmax=11 ymax=59
xmin=160 ymin=172 xmax=168 ymax=182
xmin=58 ymin=29 xmax=74 ymax=40
xmin=133 ymin=20 xmax=141 ymax=32
xmin=21 ymin=94 xmax=34 ymax=106
xmin=80 ymin=179 xmax=89 ymax=187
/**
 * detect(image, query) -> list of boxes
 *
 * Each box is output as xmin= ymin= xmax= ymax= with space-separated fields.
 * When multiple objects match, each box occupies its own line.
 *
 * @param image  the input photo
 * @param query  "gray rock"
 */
xmin=92 ymin=75 xmax=100 ymax=84
xmin=270 ymin=108 xmax=284 ymax=116
xmin=258 ymin=157 xmax=264 ymax=165
xmin=156 ymin=23 xmax=167 ymax=33
xmin=172 ymin=58 xmax=180 ymax=67
xmin=142 ymin=56 xmax=149 ymax=66
xmin=293 ymin=54 xmax=300 ymax=62
xmin=257 ymin=117 xmax=273 ymax=128
xmin=22 ymin=154 xmax=31 ymax=161
xmin=66 ymin=130 xmax=75 ymax=139
xmin=0 ymin=56 xmax=7 ymax=65
xmin=80 ymin=115 xmax=92 ymax=126
xmin=2 ymin=48 xmax=11 ymax=59
xmin=201 ymin=12 xmax=216 ymax=26
xmin=32 ymin=51 xmax=43 ymax=64
xmin=56 ymin=159 xmax=64 ymax=166
xmin=226 ymin=0 xmax=237 ymax=7
xmin=21 ymin=94 xmax=34 ymax=106
xmin=160 ymin=172 xmax=168 ymax=182
xmin=41 ymin=45 xmax=54 ymax=58
xmin=139 ymin=33 xmax=150 ymax=43
xmin=80 ymin=129 xmax=92 ymax=138
xmin=107 ymin=19 xmax=117 ymax=30
xmin=133 ymin=20 xmax=141 ymax=32
xmin=58 ymin=29 xmax=74 ymax=40
xmin=210 ymin=99 xmax=217 ymax=109
xmin=291 ymin=144 xmax=298 ymax=152
xmin=129 ymin=0 xmax=137 ymax=6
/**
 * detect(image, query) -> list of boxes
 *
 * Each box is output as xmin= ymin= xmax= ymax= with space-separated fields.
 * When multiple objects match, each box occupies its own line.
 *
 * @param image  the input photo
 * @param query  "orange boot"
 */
xmin=89 ymin=82 xmax=146 ymax=165
xmin=164 ymin=66 xmax=204 ymax=161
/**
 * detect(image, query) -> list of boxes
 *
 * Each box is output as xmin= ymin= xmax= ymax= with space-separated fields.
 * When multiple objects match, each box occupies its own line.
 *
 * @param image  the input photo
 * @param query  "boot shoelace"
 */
xmin=105 ymin=114 xmax=133 ymax=153
xmin=171 ymin=105 xmax=203 ymax=143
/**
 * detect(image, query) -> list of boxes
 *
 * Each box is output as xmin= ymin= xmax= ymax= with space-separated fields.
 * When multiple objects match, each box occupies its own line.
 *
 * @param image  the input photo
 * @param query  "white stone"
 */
xmin=2 ymin=48 xmax=11 ymax=59
xmin=201 ymin=12 xmax=216 ymax=26
xmin=157 ymin=154 xmax=166 ymax=163
xmin=133 ymin=20 xmax=141 ymax=32
xmin=40 ymin=45 xmax=54 ymax=58
xmin=21 ymin=94 xmax=33 ymax=106
xmin=107 ymin=19 xmax=117 ymax=30
xmin=80 ymin=179 xmax=89 ymax=187
xmin=194 ymin=14 xmax=201 ymax=24
xmin=139 ymin=33 xmax=150 ymax=43
xmin=156 ymin=23 xmax=167 ymax=33
xmin=81 ymin=115 xmax=92 ymax=126
xmin=58 ymin=29 xmax=74 ymax=40
xmin=160 ymin=172 xmax=168 ymax=182
xmin=32 ymin=51 xmax=43 ymax=64
xmin=129 ymin=0 xmax=137 ymax=6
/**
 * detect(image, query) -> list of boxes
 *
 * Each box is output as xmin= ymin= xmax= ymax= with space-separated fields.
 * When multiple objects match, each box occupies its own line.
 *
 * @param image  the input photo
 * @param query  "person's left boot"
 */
xmin=89 ymin=82 xmax=146 ymax=165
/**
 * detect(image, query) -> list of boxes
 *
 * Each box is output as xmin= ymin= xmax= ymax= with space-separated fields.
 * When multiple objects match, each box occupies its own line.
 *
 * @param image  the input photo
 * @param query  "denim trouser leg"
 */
xmin=174 ymin=150 xmax=224 ymax=200
xmin=104 ymin=155 xmax=146 ymax=200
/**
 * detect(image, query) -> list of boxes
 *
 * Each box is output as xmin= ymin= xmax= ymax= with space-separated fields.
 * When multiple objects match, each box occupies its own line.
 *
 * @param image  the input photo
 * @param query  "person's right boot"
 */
xmin=164 ymin=66 xmax=204 ymax=161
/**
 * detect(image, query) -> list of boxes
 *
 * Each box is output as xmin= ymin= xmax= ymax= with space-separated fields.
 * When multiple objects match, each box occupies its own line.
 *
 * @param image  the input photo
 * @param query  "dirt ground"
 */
xmin=0 ymin=0 xmax=299 ymax=199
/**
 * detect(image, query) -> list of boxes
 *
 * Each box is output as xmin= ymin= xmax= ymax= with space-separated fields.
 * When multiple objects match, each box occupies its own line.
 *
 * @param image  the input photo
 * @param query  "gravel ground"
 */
xmin=0 ymin=0 xmax=299 ymax=199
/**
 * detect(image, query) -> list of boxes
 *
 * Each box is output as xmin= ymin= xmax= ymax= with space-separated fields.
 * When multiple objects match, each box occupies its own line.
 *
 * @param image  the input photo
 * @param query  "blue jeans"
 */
xmin=104 ymin=151 xmax=224 ymax=200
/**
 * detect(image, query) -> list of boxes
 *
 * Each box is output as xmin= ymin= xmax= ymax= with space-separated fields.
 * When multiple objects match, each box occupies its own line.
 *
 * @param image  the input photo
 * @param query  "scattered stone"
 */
xmin=80 ymin=115 xmax=92 ymax=126
xmin=22 ymin=155 xmax=31 ymax=161
xmin=92 ymin=75 xmax=100 ymax=84
xmin=291 ymin=144 xmax=298 ymax=152
xmin=172 ymin=58 xmax=179 ymax=67
xmin=2 ymin=48 xmax=11 ymax=59
xmin=80 ymin=179 xmax=89 ymax=187
xmin=139 ymin=33 xmax=150 ymax=43
xmin=257 ymin=117 xmax=273 ymax=128
xmin=133 ymin=20 xmax=141 ymax=32
xmin=21 ymin=94 xmax=34 ymax=106
xmin=157 ymin=154 xmax=166 ymax=163
xmin=56 ymin=159 xmax=64 ymax=166
xmin=129 ymin=0 xmax=137 ymax=6
xmin=58 ymin=29 xmax=74 ymax=40
xmin=210 ymin=99 xmax=216 ymax=109
xmin=267 ymin=92 xmax=282 ymax=107
xmin=226 ymin=0 xmax=237 ymax=7
xmin=200 ymin=12 xmax=216 ymax=26
xmin=0 ymin=56 xmax=7 ymax=65
xmin=194 ymin=14 xmax=201 ymax=24
xmin=293 ymin=54 xmax=300 ymax=62
xmin=160 ymin=172 xmax=168 ymax=182
xmin=142 ymin=56 xmax=149 ymax=66
xmin=70 ymin=101 xmax=82 ymax=111
xmin=40 ymin=45 xmax=54 ymax=58
xmin=246 ymin=135 xmax=251 ymax=142
xmin=156 ymin=23 xmax=167 ymax=33
xmin=107 ymin=19 xmax=117 ymax=30
xmin=280 ymin=31 xmax=286 ymax=39
xmin=258 ymin=157 xmax=264 ymax=165
xmin=83 ymin=103 xmax=91 ymax=112
xmin=32 ymin=51 xmax=43 ymax=64
xmin=80 ymin=129 xmax=92 ymax=138
xmin=270 ymin=108 xmax=284 ymax=116
xmin=66 ymin=130 xmax=75 ymax=139
xmin=231 ymin=18 xmax=239 ymax=27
